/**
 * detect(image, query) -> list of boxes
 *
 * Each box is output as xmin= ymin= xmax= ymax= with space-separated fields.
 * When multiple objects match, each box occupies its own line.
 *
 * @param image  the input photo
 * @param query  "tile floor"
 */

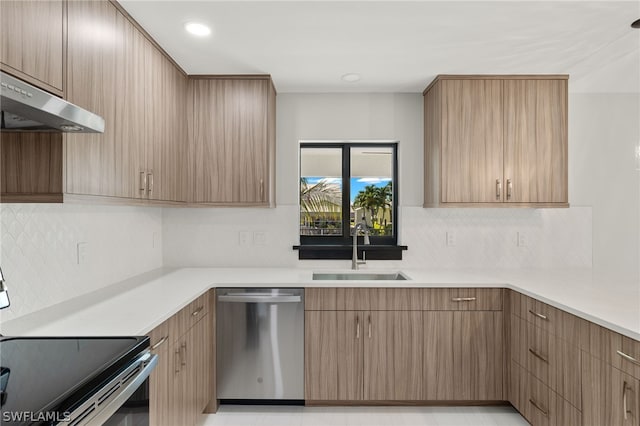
xmin=198 ymin=405 xmax=529 ymax=426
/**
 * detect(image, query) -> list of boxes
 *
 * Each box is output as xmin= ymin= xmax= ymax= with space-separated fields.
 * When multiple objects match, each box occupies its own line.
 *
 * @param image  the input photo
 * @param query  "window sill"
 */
xmin=292 ymin=244 xmax=407 ymax=260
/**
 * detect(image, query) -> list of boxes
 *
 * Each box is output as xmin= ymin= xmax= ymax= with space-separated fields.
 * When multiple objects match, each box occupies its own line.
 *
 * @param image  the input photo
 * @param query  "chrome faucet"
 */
xmin=352 ymin=209 xmax=370 ymax=270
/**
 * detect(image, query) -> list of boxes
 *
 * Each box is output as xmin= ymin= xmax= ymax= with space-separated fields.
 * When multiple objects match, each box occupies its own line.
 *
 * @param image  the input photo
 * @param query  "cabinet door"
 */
xmin=304 ymin=311 xmax=339 ymax=400
xmin=582 ymin=352 xmax=640 ymax=426
xmin=440 ymin=79 xmax=504 ymax=203
xmin=189 ymin=78 xmax=271 ymax=204
xmin=153 ymin=58 xmax=187 ymax=202
xmin=66 ymin=0 xmax=117 ymax=197
xmin=364 ymin=311 xmax=422 ymax=400
xmin=0 ymin=0 xmax=63 ymax=92
xmin=149 ymin=326 xmax=172 ymax=426
xmin=424 ymin=311 xmax=455 ymax=399
xmin=503 ymin=79 xmax=568 ymax=204
xmin=337 ymin=311 xmax=365 ymax=400
xmin=114 ymin=14 xmax=146 ymax=199
xmin=455 ymin=311 xmax=503 ymax=400
xmin=424 ymin=311 xmax=503 ymax=400
xmin=144 ymin=41 xmax=165 ymax=201
xmin=191 ymin=315 xmax=212 ymax=414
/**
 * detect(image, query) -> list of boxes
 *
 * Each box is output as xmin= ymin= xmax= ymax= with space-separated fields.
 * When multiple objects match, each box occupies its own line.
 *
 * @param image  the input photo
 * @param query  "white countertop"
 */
xmin=2 ymin=267 xmax=639 ymax=340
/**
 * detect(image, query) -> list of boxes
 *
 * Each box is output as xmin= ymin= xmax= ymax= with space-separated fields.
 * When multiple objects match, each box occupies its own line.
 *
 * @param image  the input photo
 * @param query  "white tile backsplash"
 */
xmin=162 ymin=205 xmax=592 ymax=270
xmin=0 ymin=203 xmax=162 ymax=322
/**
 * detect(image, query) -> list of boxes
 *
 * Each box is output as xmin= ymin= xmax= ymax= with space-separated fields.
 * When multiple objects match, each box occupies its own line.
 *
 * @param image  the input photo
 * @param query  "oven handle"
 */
xmin=69 ymin=352 xmax=158 ymax=426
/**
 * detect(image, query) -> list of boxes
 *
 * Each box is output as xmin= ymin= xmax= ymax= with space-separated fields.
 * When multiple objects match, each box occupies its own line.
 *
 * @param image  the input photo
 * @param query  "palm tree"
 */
xmin=353 ymin=184 xmax=380 ymax=226
xmin=299 ymin=178 xmax=342 ymax=224
xmin=376 ymin=182 xmax=392 ymax=230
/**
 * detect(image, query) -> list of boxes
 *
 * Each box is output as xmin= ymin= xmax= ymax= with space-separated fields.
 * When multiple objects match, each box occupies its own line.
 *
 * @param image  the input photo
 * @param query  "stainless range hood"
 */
xmin=1 ymin=72 xmax=104 ymax=133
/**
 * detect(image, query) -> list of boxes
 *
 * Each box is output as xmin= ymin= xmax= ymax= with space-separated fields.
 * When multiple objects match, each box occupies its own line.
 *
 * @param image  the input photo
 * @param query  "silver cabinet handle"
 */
xmin=452 ymin=297 xmax=477 ymax=302
xmin=147 ymin=172 xmax=154 ymax=196
xmin=528 ymin=348 xmax=549 ymax=364
xmin=496 ymin=179 xmax=501 ymax=200
xmin=617 ymin=350 xmax=640 ymax=366
xmin=139 ymin=171 xmax=147 ymax=194
xmin=529 ymin=310 xmax=548 ymax=321
xmin=191 ymin=306 xmax=204 ymax=317
xmin=181 ymin=343 xmax=187 ymax=367
xmin=507 ymin=179 xmax=513 ymax=201
xmin=260 ymin=179 xmax=264 ymax=200
xmin=356 ymin=316 xmax=360 ymax=339
xmin=368 ymin=315 xmax=372 ymax=339
xmin=151 ymin=335 xmax=168 ymax=350
xmin=529 ymin=399 xmax=548 ymax=417
xmin=623 ymin=381 xmax=633 ymax=420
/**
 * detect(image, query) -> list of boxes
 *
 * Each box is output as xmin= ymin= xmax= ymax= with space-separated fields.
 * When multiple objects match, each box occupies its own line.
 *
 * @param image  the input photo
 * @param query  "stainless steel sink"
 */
xmin=312 ymin=272 xmax=408 ymax=281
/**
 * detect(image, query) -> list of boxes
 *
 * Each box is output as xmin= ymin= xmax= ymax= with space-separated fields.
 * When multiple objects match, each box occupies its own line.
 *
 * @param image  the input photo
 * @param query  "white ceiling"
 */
xmin=119 ymin=1 xmax=640 ymax=93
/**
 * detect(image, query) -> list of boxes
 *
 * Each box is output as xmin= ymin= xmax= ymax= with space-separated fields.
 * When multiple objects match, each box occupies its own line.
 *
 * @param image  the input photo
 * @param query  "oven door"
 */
xmin=64 ymin=352 xmax=157 ymax=426
xmin=102 ymin=375 xmax=151 ymax=426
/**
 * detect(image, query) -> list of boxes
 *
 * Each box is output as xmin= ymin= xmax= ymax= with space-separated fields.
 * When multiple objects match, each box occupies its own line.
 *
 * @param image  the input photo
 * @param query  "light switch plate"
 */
xmin=77 ymin=242 xmax=89 ymax=265
xmin=239 ymin=231 xmax=251 ymax=247
xmin=446 ymin=231 xmax=456 ymax=247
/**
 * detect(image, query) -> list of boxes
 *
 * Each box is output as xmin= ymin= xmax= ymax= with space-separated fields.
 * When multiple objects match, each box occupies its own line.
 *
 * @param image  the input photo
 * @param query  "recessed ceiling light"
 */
xmin=341 ymin=73 xmax=361 ymax=83
xmin=632 ymin=18 xmax=640 ymax=29
xmin=184 ymin=22 xmax=211 ymax=37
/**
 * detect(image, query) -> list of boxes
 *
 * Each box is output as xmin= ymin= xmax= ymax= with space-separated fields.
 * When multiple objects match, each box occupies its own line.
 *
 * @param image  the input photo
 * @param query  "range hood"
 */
xmin=1 ymin=72 xmax=104 ymax=133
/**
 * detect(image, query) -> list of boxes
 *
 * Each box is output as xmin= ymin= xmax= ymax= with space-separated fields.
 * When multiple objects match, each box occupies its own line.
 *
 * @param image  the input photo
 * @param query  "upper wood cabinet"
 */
xmin=65 ymin=0 xmax=118 ymax=198
xmin=0 ymin=0 xmax=64 ymax=94
xmin=188 ymin=77 xmax=276 ymax=206
xmin=423 ymin=75 xmax=568 ymax=208
xmin=64 ymin=0 xmax=189 ymax=203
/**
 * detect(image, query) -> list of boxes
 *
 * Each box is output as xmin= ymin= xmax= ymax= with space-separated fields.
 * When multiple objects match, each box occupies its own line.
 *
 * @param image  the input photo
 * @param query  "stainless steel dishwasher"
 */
xmin=216 ymin=288 xmax=304 ymax=401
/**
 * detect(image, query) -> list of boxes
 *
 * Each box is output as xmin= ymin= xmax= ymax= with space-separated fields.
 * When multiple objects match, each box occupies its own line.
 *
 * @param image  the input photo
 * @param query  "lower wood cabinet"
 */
xmin=423 ymin=311 xmax=503 ymax=400
xmin=305 ymin=310 xmax=422 ymax=402
xmin=510 ymin=360 xmax=581 ymax=426
xmin=582 ymin=351 xmax=640 ymax=426
xmin=148 ymin=292 xmax=214 ymax=426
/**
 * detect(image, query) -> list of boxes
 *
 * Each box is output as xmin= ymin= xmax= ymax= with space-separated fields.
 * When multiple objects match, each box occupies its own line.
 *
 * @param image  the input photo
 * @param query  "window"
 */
xmin=298 ymin=142 xmax=403 ymax=259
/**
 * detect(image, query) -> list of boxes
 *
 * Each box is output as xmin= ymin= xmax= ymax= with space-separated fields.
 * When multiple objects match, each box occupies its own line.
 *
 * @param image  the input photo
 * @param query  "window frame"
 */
xmin=299 ymin=142 xmax=399 ymax=247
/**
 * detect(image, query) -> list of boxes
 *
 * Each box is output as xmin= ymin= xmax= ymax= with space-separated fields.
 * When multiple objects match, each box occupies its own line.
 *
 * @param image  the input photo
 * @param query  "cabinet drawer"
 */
xmin=510 ymin=360 xmax=581 ymax=426
xmin=148 ymin=319 xmax=171 ymax=353
xmin=305 ymin=288 xmax=337 ymax=310
xmin=581 ymin=351 xmax=640 ymax=426
xmin=169 ymin=292 xmax=210 ymax=343
xmin=589 ymin=322 xmax=640 ymax=381
xmin=423 ymin=288 xmax=502 ymax=311
xmin=510 ymin=291 xmax=588 ymax=348
xmin=334 ymin=288 xmax=423 ymax=310
xmin=510 ymin=315 xmax=581 ymax=409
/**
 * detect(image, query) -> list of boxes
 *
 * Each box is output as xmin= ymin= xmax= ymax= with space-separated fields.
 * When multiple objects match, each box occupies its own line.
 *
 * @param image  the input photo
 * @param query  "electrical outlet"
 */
xmin=446 ymin=231 xmax=456 ymax=247
xmin=517 ymin=232 xmax=527 ymax=247
xmin=77 ymin=242 xmax=89 ymax=265
xmin=239 ymin=231 xmax=251 ymax=247
xmin=253 ymin=231 xmax=267 ymax=246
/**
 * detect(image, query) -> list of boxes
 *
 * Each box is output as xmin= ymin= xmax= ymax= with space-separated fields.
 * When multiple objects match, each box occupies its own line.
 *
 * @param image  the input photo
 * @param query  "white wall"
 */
xmin=568 ymin=93 xmax=640 ymax=279
xmin=0 ymin=204 xmax=162 ymax=321
xmin=163 ymin=92 xmax=599 ymax=272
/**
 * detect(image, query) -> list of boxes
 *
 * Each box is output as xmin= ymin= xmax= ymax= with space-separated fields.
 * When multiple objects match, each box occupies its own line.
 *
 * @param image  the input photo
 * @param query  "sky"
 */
xmin=305 ymin=177 xmax=391 ymax=203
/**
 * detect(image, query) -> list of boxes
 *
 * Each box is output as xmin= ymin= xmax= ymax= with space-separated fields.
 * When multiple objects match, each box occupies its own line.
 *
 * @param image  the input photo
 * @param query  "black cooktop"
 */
xmin=0 ymin=336 xmax=149 ymax=425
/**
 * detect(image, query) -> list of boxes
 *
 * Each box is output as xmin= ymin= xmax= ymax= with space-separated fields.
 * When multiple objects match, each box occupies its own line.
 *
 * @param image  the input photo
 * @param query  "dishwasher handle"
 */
xmin=218 ymin=294 xmax=302 ymax=303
